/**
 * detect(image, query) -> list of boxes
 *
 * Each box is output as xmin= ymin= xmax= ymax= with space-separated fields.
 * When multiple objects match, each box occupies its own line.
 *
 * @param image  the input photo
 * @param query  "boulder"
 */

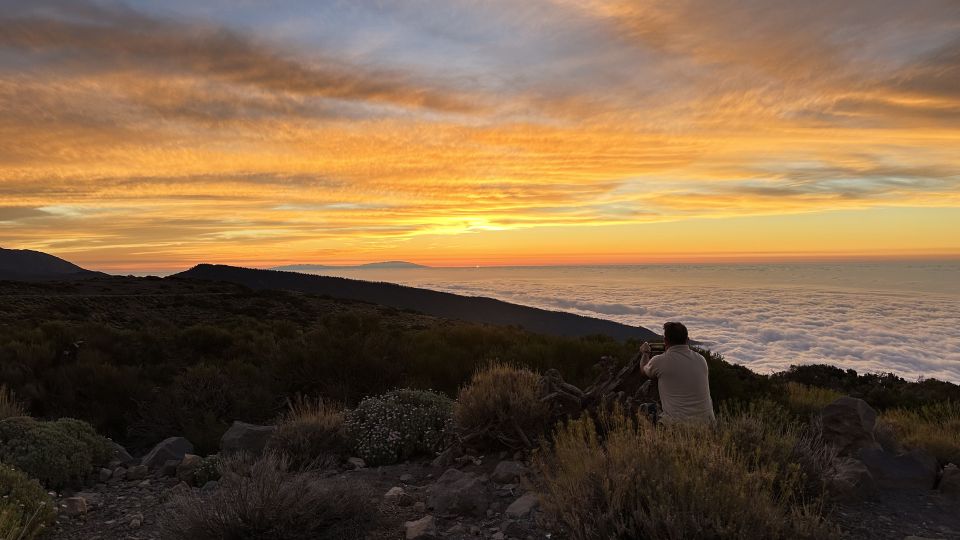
xmin=125 ymin=464 xmax=148 ymax=480
xmin=826 ymin=458 xmax=875 ymax=500
xmin=404 ymin=515 xmax=437 ymax=539
xmin=98 ymin=468 xmax=112 ymax=483
xmin=111 ymin=441 xmax=135 ymax=464
xmin=158 ymin=459 xmax=180 ymax=478
xmin=427 ymin=468 xmax=490 ymax=516
xmin=858 ymin=447 xmax=937 ymax=490
xmin=385 ymin=486 xmax=413 ymax=506
xmin=220 ymin=421 xmax=275 ymax=457
xmin=491 ymin=461 xmax=527 ymax=484
xmin=142 ymin=437 xmax=194 ymax=469
xmin=177 ymin=454 xmax=202 ymax=483
xmin=504 ymin=492 xmax=540 ymax=518
xmin=938 ymin=463 xmax=960 ymax=498
xmin=347 ymin=457 xmax=366 ymax=469
xmin=820 ymin=397 xmax=880 ymax=456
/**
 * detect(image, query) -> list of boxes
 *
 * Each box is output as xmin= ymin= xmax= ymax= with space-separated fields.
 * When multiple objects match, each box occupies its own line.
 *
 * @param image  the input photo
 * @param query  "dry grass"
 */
xmin=265 ymin=396 xmax=348 ymax=470
xmin=454 ymin=362 xmax=551 ymax=449
xmin=880 ymin=401 xmax=960 ymax=465
xmin=0 ymin=386 xmax=25 ymax=421
xmin=784 ymin=382 xmax=842 ymax=417
xmin=537 ymin=404 xmax=836 ymax=540
xmin=161 ymin=452 xmax=377 ymax=540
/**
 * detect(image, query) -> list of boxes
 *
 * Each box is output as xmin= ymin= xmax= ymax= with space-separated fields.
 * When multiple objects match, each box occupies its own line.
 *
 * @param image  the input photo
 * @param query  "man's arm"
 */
xmin=639 ymin=342 xmax=655 ymax=378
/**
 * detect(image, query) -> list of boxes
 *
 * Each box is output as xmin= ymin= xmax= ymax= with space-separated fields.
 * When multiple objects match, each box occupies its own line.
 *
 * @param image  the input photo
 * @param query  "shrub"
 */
xmin=0 ymin=463 xmax=55 ymax=540
xmin=454 ymin=363 xmax=550 ymax=449
xmin=537 ymin=406 xmax=835 ymax=540
xmin=346 ymin=389 xmax=452 ymax=466
xmin=161 ymin=453 xmax=377 ymax=540
xmin=0 ymin=417 xmax=114 ymax=489
xmin=191 ymin=455 xmax=222 ymax=486
xmin=0 ymin=386 xmax=25 ymax=421
xmin=266 ymin=396 xmax=348 ymax=470
xmin=783 ymin=382 xmax=842 ymax=417
xmin=880 ymin=401 xmax=960 ymax=465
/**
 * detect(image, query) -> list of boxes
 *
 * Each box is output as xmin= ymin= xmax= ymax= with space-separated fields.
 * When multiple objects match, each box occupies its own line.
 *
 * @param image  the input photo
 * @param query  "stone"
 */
xmin=413 ymin=501 xmax=427 ymax=513
xmin=491 ymin=461 xmax=527 ymax=484
xmin=98 ymin=468 xmax=112 ymax=483
xmin=820 ymin=397 xmax=880 ymax=456
xmin=201 ymin=480 xmax=220 ymax=493
xmin=400 ymin=473 xmax=414 ymax=483
xmin=126 ymin=464 xmax=149 ymax=480
xmin=858 ymin=447 xmax=937 ymax=489
xmin=177 ymin=454 xmax=202 ymax=483
xmin=826 ymin=458 xmax=875 ymax=500
xmin=938 ymin=463 xmax=960 ymax=498
xmin=492 ymin=532 xmax=505 ymax=540
xmin=128 ymin=512 xmax=143 ymax=529
xmin=75 ymin=492 xmax=102 ymax=508
xmin=138 ymin=479 xmax=151 ymax=488
xmin=142 ymin=437 xmax=194 ymax=469
xmin=62 ymin=497 xmax=87 ymax=516
xmin=385 ymin=486 xmax=413 ymax=506
xmin=404 ymin=515 xmax=437 ymax=539
xmin=505 ymin=492 xmax=540 ymax=518
xmin=347 ymin=456 xmax=366 ymax=469
xmin=112 ymin=466 xmax=127 ymax=481
xmin=427 ymin=468 xmax=490 ymax=516
xmin=158 ymin=459 xmax=180 ymax=478
xmin=220 ymin=421 xmax=275 ymax=457
xmin=431 ymin=446 xmax=461 ymax=468
xmin=111 ymin=441 xmax=135 ymax=464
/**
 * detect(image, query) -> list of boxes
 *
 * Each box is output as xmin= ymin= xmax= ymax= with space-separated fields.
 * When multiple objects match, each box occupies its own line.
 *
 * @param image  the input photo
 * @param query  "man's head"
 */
xmin=663 ymin=321 xmax=688 ymax=348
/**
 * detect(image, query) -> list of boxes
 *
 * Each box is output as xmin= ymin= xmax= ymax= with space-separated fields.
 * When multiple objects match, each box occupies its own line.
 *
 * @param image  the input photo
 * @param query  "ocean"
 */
xmin=297 ymin=261 xmax=960 ymax=383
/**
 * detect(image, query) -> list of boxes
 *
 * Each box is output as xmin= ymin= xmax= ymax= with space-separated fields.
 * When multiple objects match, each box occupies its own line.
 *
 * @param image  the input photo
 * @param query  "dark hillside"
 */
xmin=0 ymin=247 xmax=103 ymax=281
xmin=175 ymin=264 xmax=658 ymax=340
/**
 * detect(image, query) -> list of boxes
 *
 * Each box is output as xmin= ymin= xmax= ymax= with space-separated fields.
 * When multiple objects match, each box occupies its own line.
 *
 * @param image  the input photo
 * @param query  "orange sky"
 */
xmin=1 ymin=0 xmax=959 ymax=272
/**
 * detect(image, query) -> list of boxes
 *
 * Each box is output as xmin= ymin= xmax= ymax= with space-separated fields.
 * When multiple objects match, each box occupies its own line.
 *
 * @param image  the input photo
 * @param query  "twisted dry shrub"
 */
xmin=0 ymin=463 xmax=55 ymax=540
xmin=266 ymin=396 xmax=349 ymax=470
xmin=161 ymin=453 xmax=376 ymax=540
xmin=880 ymin=400 xmax=960 ymax=465
xmin=0 ymin=416 xmax=114 ymax=489
xmin=346 ymin=389 xmax=452 ymax=466
xmin=537 ymin=406 xmax=835 ymax=540
xmin=0 ymin=386 xmax=25 ymax=421
xmin=454 ymin=363 xmax=550 ymax=449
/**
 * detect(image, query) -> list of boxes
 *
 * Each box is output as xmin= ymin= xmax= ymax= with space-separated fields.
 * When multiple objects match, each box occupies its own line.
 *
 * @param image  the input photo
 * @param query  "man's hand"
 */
xmin=639 ymin=342 xmax=652 ymax=355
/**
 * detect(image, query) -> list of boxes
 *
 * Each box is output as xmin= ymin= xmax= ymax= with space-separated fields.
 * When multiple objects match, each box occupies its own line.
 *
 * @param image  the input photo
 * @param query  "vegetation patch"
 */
xmin=880 ymin=401 xmax=960 ymax=465
xmin=0 ymin=463 xmax=55 ymax=540
xmin=266 ymin=396 xmax=349 ymax=470
xmin=0 ymin=416 xmax=114 ymax=490
xmin=346 ymin=389 xmax=452 ymax=466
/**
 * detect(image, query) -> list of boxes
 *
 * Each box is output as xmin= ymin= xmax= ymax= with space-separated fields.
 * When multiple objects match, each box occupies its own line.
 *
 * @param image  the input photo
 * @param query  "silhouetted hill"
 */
xmin=272 ymin=261 xmax=427 ymax=271
xmin=0 ymin=247 xmax=103 ymax=281
xmin=175 ymin=264 xmax=658 ymax=340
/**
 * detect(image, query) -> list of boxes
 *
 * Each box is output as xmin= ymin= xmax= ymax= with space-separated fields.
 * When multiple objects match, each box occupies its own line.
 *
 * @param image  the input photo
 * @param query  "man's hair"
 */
xmin=663 ymin=321 xmax=688 ymax=344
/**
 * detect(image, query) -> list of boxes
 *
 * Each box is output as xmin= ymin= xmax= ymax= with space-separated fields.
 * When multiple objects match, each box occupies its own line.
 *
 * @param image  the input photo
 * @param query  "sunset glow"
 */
xmin=2 ymin=0 xmax=959 ymax=271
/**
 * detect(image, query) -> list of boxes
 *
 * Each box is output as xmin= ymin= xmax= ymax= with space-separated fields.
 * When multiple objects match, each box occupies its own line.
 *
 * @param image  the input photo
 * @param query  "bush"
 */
xmin=0 ymin=463 xmax=55 ymax=540
xmin=783 ymin=382 xmax=842 ymax=417
xmin=266 ymin=397 xmax=348 ymax=470
xmin=880 ymin=401 xmax=960 ymax=465
xmin=454 ymin=363 xmax=550 ymax=449
xmin=0 ymin=417 xmax=114 ymax=489
xmin=0 ymin=386 xmax=25 ymax=421
xmin=346 ymin=389 xmax=452 ymax=466
xmin=537 ymin=406 xmax=835 ymax=540
xmin=161 ymin=453 xmax=377 ymax=540
xmin=191 ymin=455 xmax=222 ymax=487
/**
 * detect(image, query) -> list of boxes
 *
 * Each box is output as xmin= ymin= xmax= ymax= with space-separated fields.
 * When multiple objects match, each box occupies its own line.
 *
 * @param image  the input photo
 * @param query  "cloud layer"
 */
xmin=0 ymin=0 xmax=959 ymax=267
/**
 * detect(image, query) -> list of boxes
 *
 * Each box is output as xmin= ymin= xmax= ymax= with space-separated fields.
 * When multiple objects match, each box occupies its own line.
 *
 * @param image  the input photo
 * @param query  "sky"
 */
xmin=1 ymin=0 xmax=959 ymax=271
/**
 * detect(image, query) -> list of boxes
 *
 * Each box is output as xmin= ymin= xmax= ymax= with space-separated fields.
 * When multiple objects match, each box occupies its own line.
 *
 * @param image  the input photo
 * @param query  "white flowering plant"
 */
xmin=346 ymin=389 xmax=453 ymax=466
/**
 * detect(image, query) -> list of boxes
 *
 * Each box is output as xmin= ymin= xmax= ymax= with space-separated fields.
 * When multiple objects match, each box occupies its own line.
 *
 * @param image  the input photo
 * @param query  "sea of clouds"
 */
xmin=415 ymin=276 xmax=960 ymax=384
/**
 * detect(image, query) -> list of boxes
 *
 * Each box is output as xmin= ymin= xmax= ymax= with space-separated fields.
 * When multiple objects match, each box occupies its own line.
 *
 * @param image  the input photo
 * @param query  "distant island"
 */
xmin=272 ymin=261 xmax=428 ymax=271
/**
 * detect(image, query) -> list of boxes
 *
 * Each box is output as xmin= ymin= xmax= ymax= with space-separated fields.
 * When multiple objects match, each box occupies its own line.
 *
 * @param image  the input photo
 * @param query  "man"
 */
xmin=639 ymin=322 xmax=716 ymax=424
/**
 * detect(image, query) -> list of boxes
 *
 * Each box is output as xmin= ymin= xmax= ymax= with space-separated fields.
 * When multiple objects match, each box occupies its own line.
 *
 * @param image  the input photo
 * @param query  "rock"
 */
xmin=385 ymin=486 xmax=413 ymax=506
xmin=826 ymin=458 xmax=875 ymax=500
xmin=413 ymin=501 xmax=427 ymax=513
xmin=177 ymin=454 xmax=202 ymax=483
xmin=201 ymin=480 xmax=220 ymax=493
xmin=158 ymin=459 xmax=180 ymax=478
xmin=858 ymin=447 xmax=937 ymax=489
xmin=75 ymin=492 xmax=102 ymax=508
xmin=220 ymin=421 xmax=275 ymax=457
xmin=62 ymin=497 xmax=87 ymax=516
xmin=938 ymin=463 xmax=960 ymax=498
xmin=126 ymin=464 xmax=149 ymax=480
xmin=492 ymin=461 xmax=528 ymax=484
xmin=431 ymin=446 xmax=462 ymax=468
xmin=820 ymin=397 xmax=880 ymax=456
xmin=404 ymin=515 xmax=437 ymax=539
xmin=505 ymin=492 xmax=540 ymax=518
xmin=446 ymin=523 xmax=467 ymax=535
xmin=427 ymin=468 xmax=490 ymax=516
xmin=492 ymin=532 xmax=505 ymax=540
xmin=142 ymin=437 xmax=194 ymax=469
xmin=98 ymin=468 xmax=112 ymax=483
xmin=138 ymin=479 xmax=151 ymax=488
xmin=400 ymin=473 xmax=414 ymax=483
xmin=112 ymin=466 xmax=127 ymax=481
xmin=347 ymin=457 xmax=366 ymax=469
xmin=111 ymin=441 xmax=135 ymax=464
xmin=128 ymin=512 xmax=143 ymax=529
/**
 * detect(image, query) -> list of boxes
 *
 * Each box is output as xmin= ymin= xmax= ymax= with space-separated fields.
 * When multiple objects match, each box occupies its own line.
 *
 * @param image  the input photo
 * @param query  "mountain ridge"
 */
xmin=0 ymin=247 xmax=103 ymax=281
